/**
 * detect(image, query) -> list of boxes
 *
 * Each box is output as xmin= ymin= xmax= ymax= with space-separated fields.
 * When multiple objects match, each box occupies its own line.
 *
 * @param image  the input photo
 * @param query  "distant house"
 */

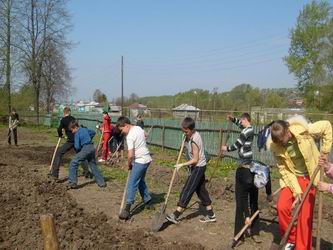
xmin=76 ymin=101 xmax=103 ymax=113
xmin=172 ymin=104 xmax=200 ymax=119
xmin=251 ymin=106 xmax=305 ymax=124
xmin=109 ymin=104 xmax=122 ymax=116
xmin=128 ymin=103 xmax=149 ymax=118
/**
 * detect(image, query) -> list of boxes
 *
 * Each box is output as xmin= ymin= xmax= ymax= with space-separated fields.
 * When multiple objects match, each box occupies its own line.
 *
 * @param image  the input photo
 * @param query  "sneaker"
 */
xmin=166 ymin=213 xmax=180 ymax=224
xmin=199 ymin=214 xmax=217 ymax=223
xmin=66 ymin=183 xmax=78 ymax=190
xmin=98 ymin=183 xmax=107 ymax=188
xmin=284 ymin=243 xmax=295 ymax=250
xmin=98 ymin=159 xmax=105 ymax=163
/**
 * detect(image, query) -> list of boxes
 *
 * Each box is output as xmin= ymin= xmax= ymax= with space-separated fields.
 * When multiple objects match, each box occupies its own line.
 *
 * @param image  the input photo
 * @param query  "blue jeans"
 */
xmin=126 ymin=162 xmax=151 ymax=204
xmin=68 ymin=144 xmax=105 ymax=186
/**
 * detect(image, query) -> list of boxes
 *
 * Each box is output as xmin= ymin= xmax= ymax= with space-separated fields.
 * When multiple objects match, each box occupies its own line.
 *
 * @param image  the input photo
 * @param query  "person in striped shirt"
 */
xmin=221 ymin=113 xmax=261 ymax=245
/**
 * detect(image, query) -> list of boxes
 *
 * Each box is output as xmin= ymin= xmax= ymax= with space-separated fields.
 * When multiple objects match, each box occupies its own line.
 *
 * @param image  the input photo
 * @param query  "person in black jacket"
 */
xmin=48 ymin=107 xmax=91 ymax=179
xmin=8 ymin=108 xmax=19 ymax=146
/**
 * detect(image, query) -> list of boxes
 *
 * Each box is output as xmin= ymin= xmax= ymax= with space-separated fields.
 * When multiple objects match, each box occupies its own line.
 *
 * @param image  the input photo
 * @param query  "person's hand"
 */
xmin=174 ymin=163 xmax=185 ymax=171
xmin=291 ymin=193 xmax=302 ymax=210
xmin=221 ymin=145 xmax=227 ymax=152
xmin=318 ymin=181 xmax=330 ymax=192
xmin=245 ymin=217 xmax=251 ymax=225
xmin=96 ymin=124 xmax=100 ymax=129
xmin=318 ymin=155 xmax=329 ymax=171
xmin=227 ymin=114 xmax=234 ymax=121
xmin=320 ymin=153 xmax=328 ymax=163
xmin=128 ymin=164 xmax=133 ymax=170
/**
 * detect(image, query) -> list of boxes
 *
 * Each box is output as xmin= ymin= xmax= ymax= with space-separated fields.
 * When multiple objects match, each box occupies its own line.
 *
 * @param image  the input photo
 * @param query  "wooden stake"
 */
xmin=40 ymin=214 xmax=59 ymax=250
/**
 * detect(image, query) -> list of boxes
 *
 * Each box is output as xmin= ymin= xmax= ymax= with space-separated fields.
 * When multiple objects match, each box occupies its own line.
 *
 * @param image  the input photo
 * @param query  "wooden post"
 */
xmin=40 ymin=214 xmax=59 ymax=250
xmin=219 ymin=128 xmax=224 ymax=151
xmin=162 ymin=125 xmax=165 ymax=151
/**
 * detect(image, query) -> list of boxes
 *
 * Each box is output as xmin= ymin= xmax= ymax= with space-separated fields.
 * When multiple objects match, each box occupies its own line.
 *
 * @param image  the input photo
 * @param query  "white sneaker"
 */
xmin=98 ymin=159 xmax=105 ymax=163
xmin=284 ymin=243 xmax=295 ymax=250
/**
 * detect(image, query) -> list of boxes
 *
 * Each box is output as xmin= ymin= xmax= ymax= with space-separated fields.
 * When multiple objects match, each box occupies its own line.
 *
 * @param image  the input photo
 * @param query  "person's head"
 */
xmin=271 ymin=120 xmax=292 ymax=146
xmin=102 ymin=111 xmax=108 ymax=118
xmin=116 ymin=116 xmax=132 ymax=135
xmin=69 ymin=120 xmax=80 ymax=133
xmin=11 ymin=108 xmax=16 ymax=114
xmin=181 ymin=117 xmax=195 ymax=139
xmin=240 ymin=113 xmax=251 ymax=127
xmin=63 ymin=107 xmax=71 ymax=116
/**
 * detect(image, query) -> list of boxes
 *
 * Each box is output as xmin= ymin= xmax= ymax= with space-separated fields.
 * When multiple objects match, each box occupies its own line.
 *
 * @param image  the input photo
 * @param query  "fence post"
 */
xmin=40 ymin=214 xmax=59 ymax=250
xmin=162 ymin=125 xmax=165 ymax=151
xmin=219 ymin=128 xmax=224 ymax=152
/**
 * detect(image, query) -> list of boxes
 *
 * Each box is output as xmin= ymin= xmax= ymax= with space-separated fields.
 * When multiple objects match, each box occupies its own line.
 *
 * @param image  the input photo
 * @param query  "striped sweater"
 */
xmin=227 ymin=117 xmax=254 ymax=163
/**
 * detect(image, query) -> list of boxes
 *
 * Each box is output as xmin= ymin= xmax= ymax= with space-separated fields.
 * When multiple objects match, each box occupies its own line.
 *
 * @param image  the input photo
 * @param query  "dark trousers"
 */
xmin=50 ymin=141 xmax=89 ymax=178
xmin=177 ymin=166 xmax=212 ymax=208
xmin=234 ymin=167 xmax=260 ymax=237
xmin=8 ymin=128 xmax=18 ymax=145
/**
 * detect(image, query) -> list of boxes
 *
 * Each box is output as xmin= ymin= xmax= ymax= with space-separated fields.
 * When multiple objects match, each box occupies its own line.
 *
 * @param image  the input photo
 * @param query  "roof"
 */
xmin=128 ymin=103 xmax=148 ymax=109
xmin=172 ymin=104 xmax=200 ymax=111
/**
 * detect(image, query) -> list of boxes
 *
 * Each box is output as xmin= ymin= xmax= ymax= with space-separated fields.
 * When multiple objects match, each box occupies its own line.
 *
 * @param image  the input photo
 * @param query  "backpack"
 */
xmin=250 ymin=161 xmax=270 ymax=188
xmin=257 ymin=121 xmax=274 ymax=152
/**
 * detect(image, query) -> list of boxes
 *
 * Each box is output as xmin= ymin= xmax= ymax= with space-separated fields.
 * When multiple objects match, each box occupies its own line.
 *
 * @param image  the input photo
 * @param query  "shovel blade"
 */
xmin=151 ymin=207 xmax=166 ymax=232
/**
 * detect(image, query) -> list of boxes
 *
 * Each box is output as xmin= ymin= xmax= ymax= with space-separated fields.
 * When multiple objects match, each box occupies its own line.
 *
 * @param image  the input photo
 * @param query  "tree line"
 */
xmin=0 ymin=0 xmax=72 ymax=121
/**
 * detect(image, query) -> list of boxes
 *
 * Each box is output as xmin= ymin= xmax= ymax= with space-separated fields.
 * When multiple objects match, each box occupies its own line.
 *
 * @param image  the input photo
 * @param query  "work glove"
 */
xmin=174 ymin=163 xmax=185 ymax=172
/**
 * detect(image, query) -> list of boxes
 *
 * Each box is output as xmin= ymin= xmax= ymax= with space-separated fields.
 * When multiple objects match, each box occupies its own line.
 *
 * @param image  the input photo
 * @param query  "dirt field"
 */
xmin=1 ymin=126 xmax=333 ymax=249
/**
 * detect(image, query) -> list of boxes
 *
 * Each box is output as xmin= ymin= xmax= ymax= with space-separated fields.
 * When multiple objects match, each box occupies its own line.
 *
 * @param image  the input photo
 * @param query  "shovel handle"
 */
xmin=234 ymin=210 xmax=260 ymax=242
xmin=316 ymin=168 xmax=324 ymax=250
xmin=119 ymin=170 xmax=131 ymax=214
xmin=49 ymin=137 xmax=62 ymax=171
xmin=164 ymin=136 xmax=186 ymax=206
xmin=279 ymin=164 xmax=321 ymax=247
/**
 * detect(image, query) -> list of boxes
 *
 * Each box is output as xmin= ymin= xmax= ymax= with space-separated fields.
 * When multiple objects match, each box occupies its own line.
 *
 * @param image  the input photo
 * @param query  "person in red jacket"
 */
xmin=98 ymin=111 xmax=112 ymax=162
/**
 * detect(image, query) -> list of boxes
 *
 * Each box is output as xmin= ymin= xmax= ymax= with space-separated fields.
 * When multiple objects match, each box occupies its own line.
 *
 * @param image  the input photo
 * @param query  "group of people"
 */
xmin=29 ymin=106 xmax=333 ymax=250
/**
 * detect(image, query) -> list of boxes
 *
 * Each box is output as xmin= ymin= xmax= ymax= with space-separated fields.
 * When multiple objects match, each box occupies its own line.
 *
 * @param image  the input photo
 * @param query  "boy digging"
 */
xmin=67 ymin=121 xmax=106 ymax=189
xmin=166 ymin=117 xmax=216 ymax=224
xmin=117 ymin=116 xmax=153 ymax=220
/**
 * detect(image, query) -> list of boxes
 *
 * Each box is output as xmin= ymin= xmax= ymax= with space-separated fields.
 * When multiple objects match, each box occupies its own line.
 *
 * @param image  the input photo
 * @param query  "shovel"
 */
xmin=151 ymin=136 xmax=186 ymax=232
xmin=269 ymin=164 xmax=321 ymax=250
xmin=119 ymin=169 xmax=131 ymax=215
xmin=231 ymin=210 xmax=260 ymax=248
xmin=49 ymin=137 xmax=62 ymax=171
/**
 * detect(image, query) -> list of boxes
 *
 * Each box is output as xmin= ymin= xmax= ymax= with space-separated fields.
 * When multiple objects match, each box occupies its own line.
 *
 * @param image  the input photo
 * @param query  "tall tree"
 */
xmin=0 ymin=0 xmax=13 ymax=113
xmin=284 ymin=0 xmax=333 ymax=108
xmin=16 ymin=0 xmax=71 ymax=122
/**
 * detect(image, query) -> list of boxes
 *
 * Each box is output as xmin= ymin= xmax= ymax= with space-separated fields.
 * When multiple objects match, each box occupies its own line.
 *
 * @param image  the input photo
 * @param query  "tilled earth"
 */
xmin=1 ymin=127 xmax=333 ymax=249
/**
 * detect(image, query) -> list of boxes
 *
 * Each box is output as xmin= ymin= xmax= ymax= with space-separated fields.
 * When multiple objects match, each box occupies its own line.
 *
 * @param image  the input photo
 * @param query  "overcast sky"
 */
xmin=67 ymin=0 xmax=333 ymax=101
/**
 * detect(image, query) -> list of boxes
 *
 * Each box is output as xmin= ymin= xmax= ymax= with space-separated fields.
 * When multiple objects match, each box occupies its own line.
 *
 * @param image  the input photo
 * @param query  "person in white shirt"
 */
xmin=117 ymin=116 xmax=153 ymax=220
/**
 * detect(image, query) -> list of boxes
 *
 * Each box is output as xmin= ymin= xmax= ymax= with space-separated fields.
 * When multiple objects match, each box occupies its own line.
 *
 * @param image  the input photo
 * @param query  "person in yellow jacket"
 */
xmin=268 ymin=116 xmax=332 ymax=250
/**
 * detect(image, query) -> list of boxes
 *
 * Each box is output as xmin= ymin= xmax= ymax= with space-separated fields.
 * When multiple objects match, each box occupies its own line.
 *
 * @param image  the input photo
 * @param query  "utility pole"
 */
xmin=121 ymin=56 xmax=124 ymax=115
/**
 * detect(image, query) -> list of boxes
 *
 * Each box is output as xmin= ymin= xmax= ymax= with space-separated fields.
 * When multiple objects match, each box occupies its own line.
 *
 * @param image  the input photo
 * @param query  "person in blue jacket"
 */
xmin=67 ymin=121 xmax=106 ymax=189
